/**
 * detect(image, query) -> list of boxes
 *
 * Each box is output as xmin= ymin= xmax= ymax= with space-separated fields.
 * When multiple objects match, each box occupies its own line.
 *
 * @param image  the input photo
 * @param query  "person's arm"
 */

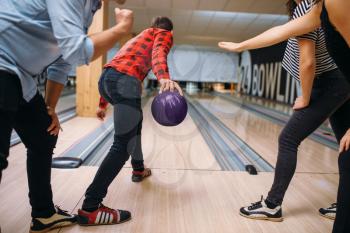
xmin=99 ymin=96 xmax=109 ymax=110
xmin=45 ymin=58 xmax=72 ymax=135
xmin=152 ymin=31 xmax=183 ymax=95
xmin=46 ymin=0 xmax=133 ymax=65
xmin=293 ymin=38 xmax=316 ymax=110
xmin=90 ymin=8 xmax=133 ymax=61
xmin=218 ymin=3 xmax=322 ymax=52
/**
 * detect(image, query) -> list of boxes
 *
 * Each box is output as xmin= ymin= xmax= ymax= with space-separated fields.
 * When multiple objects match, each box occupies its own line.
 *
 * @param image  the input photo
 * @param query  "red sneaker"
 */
xmin=77 ymin=204 xmax=131 ymax=226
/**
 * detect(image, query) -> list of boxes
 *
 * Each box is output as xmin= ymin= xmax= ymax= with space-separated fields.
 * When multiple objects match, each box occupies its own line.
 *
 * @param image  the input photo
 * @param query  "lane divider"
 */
xmin=187 ymin=95 xmax=273 ymax=173
xmin=52 ymin=93 xmax=152 ymax=169
xmin=213 ymin=92 xmax=338 ymax=150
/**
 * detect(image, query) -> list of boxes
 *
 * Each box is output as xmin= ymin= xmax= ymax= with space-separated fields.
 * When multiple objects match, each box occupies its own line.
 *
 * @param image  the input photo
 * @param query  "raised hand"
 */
xmin=114 ymin=8 xmax=134 ymax=34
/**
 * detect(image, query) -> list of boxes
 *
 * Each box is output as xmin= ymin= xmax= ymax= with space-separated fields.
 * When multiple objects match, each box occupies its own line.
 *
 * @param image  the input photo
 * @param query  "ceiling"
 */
xmin=109 ymin=0 xmax=289 ymax=47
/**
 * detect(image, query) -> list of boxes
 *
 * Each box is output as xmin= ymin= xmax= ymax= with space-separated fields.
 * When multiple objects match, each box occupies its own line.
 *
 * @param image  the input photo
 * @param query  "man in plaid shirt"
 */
xmin=77 ymin=17 xmax=182 ymax=226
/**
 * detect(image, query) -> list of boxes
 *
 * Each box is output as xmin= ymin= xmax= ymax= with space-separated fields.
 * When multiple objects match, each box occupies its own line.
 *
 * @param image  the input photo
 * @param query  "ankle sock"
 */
xmin=264 ymin=199 xmax=278 ymax=209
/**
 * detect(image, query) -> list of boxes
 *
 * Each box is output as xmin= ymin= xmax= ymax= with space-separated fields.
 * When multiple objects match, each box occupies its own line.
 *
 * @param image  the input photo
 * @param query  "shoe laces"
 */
xmin=248 ymin=196 xmax=264 ymax=210
xmin=55 ymin=205 xmax=70 ymax=216
xmin=330 ymin=203 xmax=337 ymax=209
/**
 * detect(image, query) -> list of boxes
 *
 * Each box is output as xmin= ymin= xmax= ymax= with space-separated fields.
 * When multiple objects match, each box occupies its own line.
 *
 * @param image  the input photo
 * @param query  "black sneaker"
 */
xmin=240 ymin=197 xmax=283 ymax=222
xmin=30 ymin=206 xmax=76 ymax=233
xmin=319 ymin=203 xmax=336 ymax=220
xmin=132 ymin=168 xmax=152 ymax=183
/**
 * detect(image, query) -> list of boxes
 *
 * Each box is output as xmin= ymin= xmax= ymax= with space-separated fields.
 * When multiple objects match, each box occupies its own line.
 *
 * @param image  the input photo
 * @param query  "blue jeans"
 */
xmin=83 ymin=68 xmax=144 ymax=209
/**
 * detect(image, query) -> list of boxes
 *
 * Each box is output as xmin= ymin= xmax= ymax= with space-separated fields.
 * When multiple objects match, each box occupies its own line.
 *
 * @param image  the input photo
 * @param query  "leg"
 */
xmin=130 ymin=112 xmax=145 ymax=171
xmin=0 ymin=110 xmax=15 ymax=183
xmin=13 ymin=93 xmax=57 ymax=218
xmin=267 ymin=72 xmax=350 ymax=206
xmin=82 ymin=101 xmax=142 ymax=209
xmin=266 ymin=107 xmax=329 ymax=205
xmin=0 ymin=72 xmax=22 ymax=182
xmin=130 ymin=112 xmax=152 ymax=182
xmin=329 ymin=100 xmax=350 ymax=233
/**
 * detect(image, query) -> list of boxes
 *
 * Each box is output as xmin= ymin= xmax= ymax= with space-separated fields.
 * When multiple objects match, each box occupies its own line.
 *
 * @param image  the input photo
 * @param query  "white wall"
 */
xmin=148 ymin=45 xmax=239 ymax=82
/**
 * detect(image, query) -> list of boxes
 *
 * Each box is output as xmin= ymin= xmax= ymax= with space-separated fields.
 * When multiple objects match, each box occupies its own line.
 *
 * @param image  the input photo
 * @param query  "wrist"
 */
xmin=239 ymin=42 xmax=247 ymax=52
xmin=301 ymin=95 xmax=310 ymax=102
xmin=112 ymin=23 xmax=129 ymax=36
xmin=46 ymin=105 xmax=55 ymax=111
xmin=159 ymin=78 xmax=169 ymax=83
xmin=46 ymin=106 xmax=56 ymax=115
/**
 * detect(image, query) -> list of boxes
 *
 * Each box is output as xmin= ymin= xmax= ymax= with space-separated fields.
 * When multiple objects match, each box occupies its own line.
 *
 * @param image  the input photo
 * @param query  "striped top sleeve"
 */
xmin=282 ymin=0 xmax=337 ymax=81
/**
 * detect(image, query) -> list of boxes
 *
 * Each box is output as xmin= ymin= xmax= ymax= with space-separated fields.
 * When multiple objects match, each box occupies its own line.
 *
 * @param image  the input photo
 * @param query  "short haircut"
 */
xmin=151 ymin=16 xmax=173 ymax=31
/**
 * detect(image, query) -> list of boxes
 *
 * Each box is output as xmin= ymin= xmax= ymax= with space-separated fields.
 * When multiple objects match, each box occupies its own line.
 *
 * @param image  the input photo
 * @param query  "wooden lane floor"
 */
xmin=216 ymin=91 xmax=294 ymax=116
xmin=1 ymin=166 xmax=337 ymax=233
xmin=6 ymin=115 xmax=106 ymax=169
xmin=0 ymin=94 xmax=340 ymax=233
xmin=0 ymin=165 xmax=97 ymax=233
xmin=125 ymin=97 xmax=221 ymax=171
xmin=1 ymin=113 xmax=110 ymax=233
xmin=59 ymin=171 xmax=336 ymax=233
xmin=194 ymin=95 xmax=338 ymax=174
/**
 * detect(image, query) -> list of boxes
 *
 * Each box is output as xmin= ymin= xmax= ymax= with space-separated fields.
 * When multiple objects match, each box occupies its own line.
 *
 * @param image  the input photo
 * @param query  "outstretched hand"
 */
xmin=218 ymin=42 xmax=244 ymax=53
xmin=159 ymin=79 xmax=183 ymax=96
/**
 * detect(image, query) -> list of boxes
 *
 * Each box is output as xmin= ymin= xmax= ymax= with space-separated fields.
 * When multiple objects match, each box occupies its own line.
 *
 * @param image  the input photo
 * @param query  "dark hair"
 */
xmin=286 ymin=0 xmax=298 ymax=19
xmin=286 ymin=0 xmax=322 ymax=19
xmin=151 ymin=16 xmax=173 ymax=31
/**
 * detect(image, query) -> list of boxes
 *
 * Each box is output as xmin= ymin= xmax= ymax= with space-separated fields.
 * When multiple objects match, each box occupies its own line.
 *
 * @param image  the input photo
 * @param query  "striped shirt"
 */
xmin=282 ymin=0 xmax=337 ymax=81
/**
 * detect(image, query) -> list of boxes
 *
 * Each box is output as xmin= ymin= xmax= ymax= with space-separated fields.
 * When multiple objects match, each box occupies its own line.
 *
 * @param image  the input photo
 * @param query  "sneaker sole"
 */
xmin=78 ymin=216 xmax=132 ymax=226
xmin=239 ymin=212 xmax=284 ymax=222
xmin=29 ymin=221 xmax=76 ymax=233
xmin=319 ymin=213 xmax=335 ymax=220
xmin=132 ymin=173 xmax=152 ymax=183
xmin=132 ymin=176 xmax=143 ymax=183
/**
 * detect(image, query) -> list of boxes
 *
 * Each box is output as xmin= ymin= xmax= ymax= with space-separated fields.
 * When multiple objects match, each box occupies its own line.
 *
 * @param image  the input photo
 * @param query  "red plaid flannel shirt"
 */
xmin=99 ymin=28 xmax=173 ymax=109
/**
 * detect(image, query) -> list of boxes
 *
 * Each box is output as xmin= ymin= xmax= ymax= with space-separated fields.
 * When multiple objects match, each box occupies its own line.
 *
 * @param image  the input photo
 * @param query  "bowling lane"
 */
xmin=61 ymin=171 xmax=337 ymax=233
xmin=137 ymin=97 xmax=221 ymax=171
xmin=193 ymin=94 xmax=338 ymax=174
xmin=8 ymin=113 xmax=106 ymax=166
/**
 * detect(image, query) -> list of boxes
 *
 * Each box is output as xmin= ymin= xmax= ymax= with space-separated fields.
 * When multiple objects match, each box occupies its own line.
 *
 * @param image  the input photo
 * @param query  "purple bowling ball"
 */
xmin=151 ymin=91 xmax=188 ymax=127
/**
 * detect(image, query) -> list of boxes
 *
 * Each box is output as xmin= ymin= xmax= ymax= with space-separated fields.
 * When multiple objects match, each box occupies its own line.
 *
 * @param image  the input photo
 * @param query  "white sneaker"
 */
xmin=319 ymin=203 xmax=336 ymax=220
xmin=240 ymin=196 xmax=283 ymax=222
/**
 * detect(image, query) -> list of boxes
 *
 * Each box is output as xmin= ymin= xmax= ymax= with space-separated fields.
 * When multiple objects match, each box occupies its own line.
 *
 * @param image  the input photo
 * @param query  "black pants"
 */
xmin=264 ymin=69 xmax=350 ymax=231
xmin=82 ymin=68 xmax=144 ymax=209
xmin=0 ymin=71 xmax=56 ymax=218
